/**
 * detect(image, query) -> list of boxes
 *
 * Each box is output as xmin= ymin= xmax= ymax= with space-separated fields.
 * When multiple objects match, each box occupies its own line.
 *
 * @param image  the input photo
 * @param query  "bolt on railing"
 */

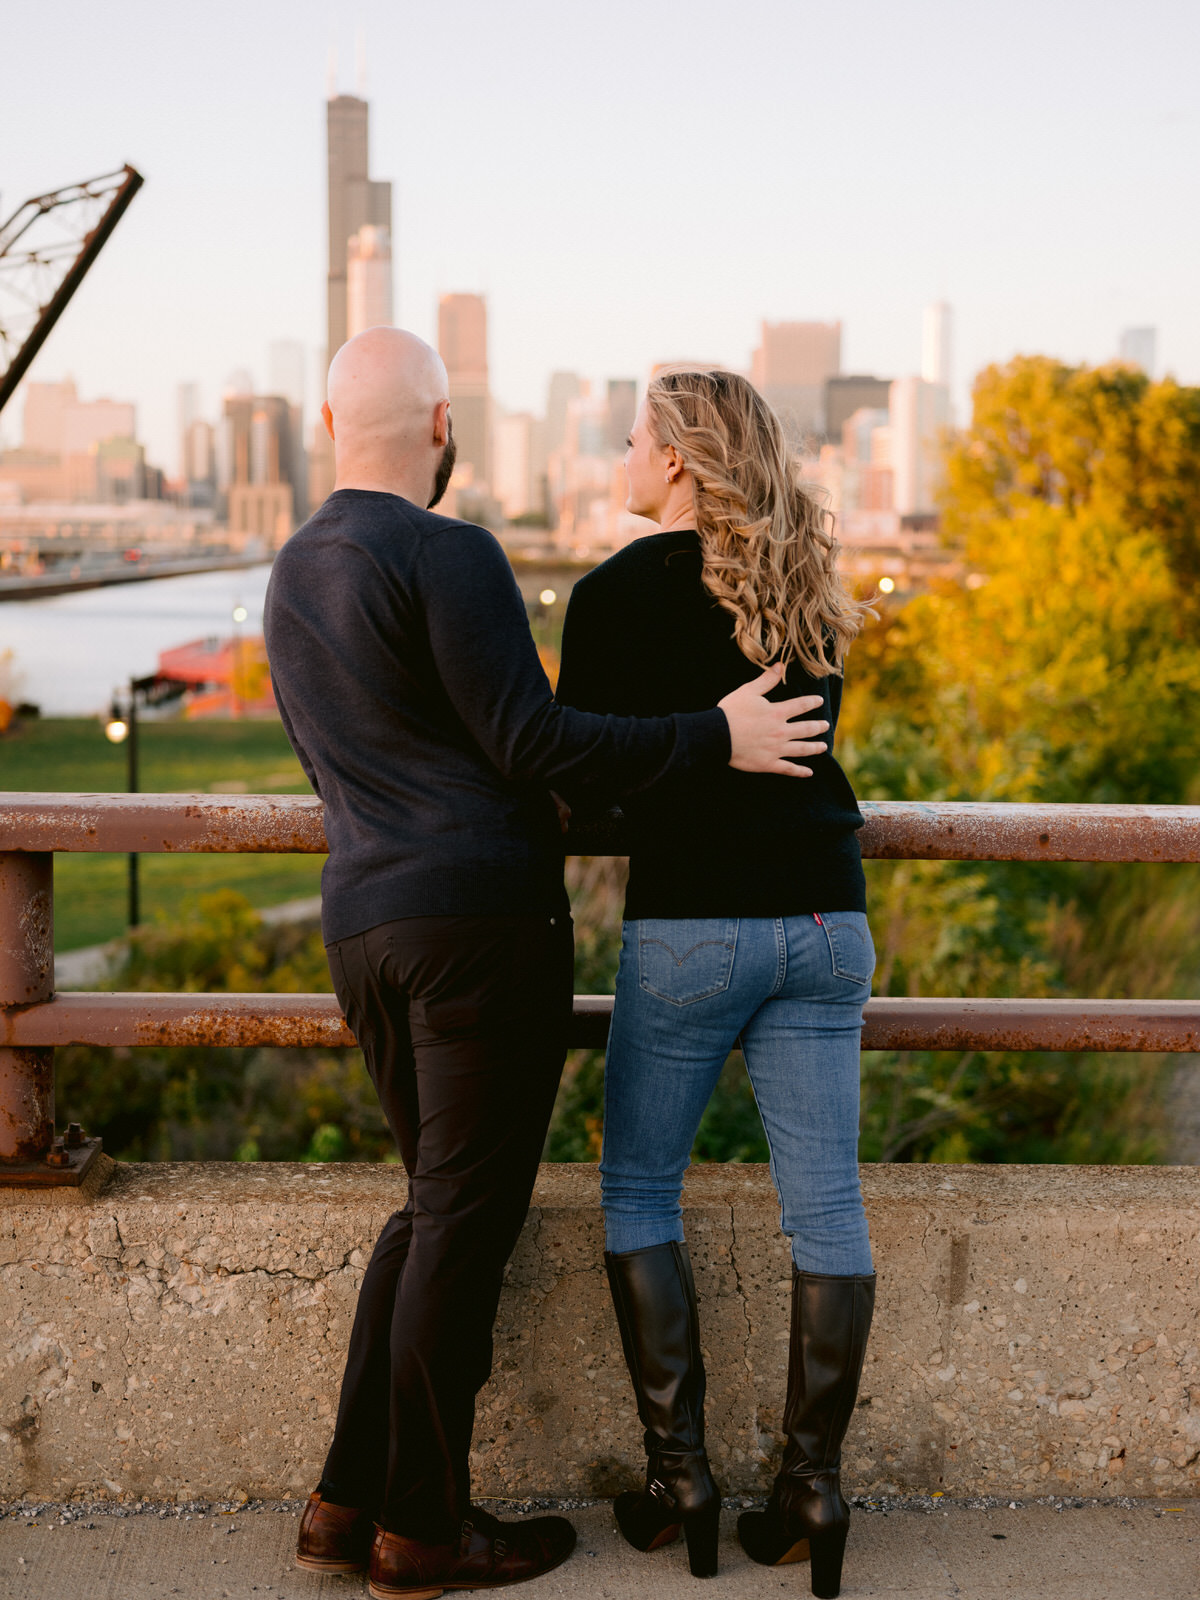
xmin=1 ymin=793 xmax=1199 ymax=1186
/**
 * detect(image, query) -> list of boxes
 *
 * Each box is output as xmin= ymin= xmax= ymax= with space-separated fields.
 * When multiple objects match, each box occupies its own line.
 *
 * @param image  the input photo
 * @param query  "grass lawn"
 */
xmin=3 ymin=716 xmax=324 ymax=950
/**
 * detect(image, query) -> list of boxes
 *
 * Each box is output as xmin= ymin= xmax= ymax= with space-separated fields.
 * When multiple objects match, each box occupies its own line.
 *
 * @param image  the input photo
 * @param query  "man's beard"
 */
xmin=428 ymin=418 xmax=457 ymax=508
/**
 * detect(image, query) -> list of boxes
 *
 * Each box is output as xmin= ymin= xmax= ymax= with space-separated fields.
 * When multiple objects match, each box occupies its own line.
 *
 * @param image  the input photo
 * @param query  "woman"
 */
xmin=555 ymin=368 xmax=876 ymax=1597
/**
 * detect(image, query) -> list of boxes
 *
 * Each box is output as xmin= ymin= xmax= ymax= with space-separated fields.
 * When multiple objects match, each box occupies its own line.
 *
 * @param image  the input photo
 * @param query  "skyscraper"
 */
xmin=606 ymin=379 xmax=638 ymax=454
xmin=438 ymin=293 xmax=490 ymax=486
xmin=346 ymin=225 xmax=393 ymax=340
xmin=825 ymin=375 xmax=891 ymax=442
xmin=921 ymin=302 xmax=953 ymax=389
xmin=545 ymin=371 xmax=582 ymax=458
xmin=889 ymin=377 xmax=950 ymax=516
xmin=268 ymin=341 xmax=306 ymax=411
xmin=177 ymin=382 xmax=200 ymax=478
xmin=22 ymin=378 xmax=78 ymax=454
xmin=750 ymin=321 xmax=842 ymax=442
xmin=1118 ymin=327 xmax=1157 ymax=377
xmin=326 ymin=94 xmax=392 ymax=362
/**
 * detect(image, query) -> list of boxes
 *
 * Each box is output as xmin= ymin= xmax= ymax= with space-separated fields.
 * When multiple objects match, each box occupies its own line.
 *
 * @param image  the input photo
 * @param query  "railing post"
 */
xmin=0 ymin=850 xmax=101 ymax=1185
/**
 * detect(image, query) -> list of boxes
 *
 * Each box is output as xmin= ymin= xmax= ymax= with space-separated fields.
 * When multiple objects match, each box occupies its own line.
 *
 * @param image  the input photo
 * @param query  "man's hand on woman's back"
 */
xmin=720 ymin=666 xmax=828 ymax=777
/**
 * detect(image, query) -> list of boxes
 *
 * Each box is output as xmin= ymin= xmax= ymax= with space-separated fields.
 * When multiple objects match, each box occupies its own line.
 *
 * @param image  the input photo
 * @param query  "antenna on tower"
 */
xmin=355 ymin=26 xmax=367 ymax=95
xmin=327 ymin=43 xmax=338 ymax=99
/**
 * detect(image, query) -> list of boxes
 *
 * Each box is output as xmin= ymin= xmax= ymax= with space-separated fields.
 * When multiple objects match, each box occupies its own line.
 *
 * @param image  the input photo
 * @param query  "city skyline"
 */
xmin=2 ymin=0 xmax=1197 ymax=470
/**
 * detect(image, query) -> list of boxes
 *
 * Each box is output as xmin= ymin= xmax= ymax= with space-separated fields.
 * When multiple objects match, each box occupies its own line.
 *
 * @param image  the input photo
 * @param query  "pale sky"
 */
xmin=2 ymin=0 xmax=1198 ymax=471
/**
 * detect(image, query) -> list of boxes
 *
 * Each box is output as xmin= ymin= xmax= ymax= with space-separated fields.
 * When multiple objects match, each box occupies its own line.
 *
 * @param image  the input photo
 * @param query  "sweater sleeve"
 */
xmin=415 ymin=523 xmax=729 ymax=795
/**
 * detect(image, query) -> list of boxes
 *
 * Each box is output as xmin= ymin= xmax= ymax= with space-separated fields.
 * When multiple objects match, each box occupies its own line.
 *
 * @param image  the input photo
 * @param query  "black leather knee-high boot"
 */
xmin=738 ymin=1270 xmax=876 ymax=1599
xmin=605 ymin=1241 xmax=722 ymax=1578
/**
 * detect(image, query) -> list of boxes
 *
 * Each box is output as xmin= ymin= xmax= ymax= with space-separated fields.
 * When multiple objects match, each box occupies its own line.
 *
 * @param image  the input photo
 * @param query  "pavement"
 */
xmin=1 ymin=1498 xmax=1197 ymax=1600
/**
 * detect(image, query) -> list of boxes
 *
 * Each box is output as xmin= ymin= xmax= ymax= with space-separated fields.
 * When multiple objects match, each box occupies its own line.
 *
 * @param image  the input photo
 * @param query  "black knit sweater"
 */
xmin=555 ymin=530 xmax=866 ymax=919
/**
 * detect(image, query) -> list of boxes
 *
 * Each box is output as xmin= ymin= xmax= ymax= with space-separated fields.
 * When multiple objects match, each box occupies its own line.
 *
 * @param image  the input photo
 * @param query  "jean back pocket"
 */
xmin=818 ymin=911 xmax=875 ymax=986
xmin=636 ymin=918 xmax=738 ymax=1006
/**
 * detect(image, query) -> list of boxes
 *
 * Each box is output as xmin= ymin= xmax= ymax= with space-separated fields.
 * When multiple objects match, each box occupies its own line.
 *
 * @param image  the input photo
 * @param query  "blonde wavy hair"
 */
xmin=645 ymin=367 xmax=872 ymax=677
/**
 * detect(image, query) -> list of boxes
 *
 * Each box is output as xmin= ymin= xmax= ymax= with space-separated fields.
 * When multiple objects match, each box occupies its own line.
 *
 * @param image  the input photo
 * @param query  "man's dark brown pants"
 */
xmin=318 ymin=912 xmax=574 ymax=1540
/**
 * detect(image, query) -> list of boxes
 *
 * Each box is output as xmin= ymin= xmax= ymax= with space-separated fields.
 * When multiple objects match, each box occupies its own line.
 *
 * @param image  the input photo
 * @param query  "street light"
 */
xmin=102 ymin=672 xmax=188 ymax=930
xmin=231 ymin=602 xmax=248 ymax=719
xmin=104 ymin=683 xmax=142 ymax=928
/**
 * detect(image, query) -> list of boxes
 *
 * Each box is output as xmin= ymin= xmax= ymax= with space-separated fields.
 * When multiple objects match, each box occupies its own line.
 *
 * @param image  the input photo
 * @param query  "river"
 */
xmin=0 ymin=564 xmax=275 ymax=715
xmin=0 ymin=554 xmax=582 ymax=716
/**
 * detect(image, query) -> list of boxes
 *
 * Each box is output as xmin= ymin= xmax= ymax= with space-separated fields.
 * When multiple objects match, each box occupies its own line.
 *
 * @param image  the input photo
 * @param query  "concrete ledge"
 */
xmin=1 ymin=1161 xmax=1197 ymax=1503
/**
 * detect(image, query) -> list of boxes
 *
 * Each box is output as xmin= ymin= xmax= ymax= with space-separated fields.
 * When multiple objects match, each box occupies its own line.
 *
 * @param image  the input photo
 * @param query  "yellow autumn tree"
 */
xmin=841 ymin=356 xmax=1200 ymax=806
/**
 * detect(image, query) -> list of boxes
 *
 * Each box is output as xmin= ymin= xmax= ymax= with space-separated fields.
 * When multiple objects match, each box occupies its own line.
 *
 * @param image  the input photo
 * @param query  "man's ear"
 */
xmin=321 ymin=401 xmax=335 ymax=442
xmin=433 ymin=398 xmax=451 ymax=446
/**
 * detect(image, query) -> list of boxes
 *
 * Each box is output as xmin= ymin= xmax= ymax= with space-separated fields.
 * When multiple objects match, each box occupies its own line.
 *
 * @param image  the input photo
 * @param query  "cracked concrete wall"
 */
xmin=1 ymin=1161 xmax=1197 ymax=1503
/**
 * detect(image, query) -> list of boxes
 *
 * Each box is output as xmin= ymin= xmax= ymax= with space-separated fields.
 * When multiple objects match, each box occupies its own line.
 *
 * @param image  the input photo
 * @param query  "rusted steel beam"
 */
xmin=8 ymin=992 xmax=1200 ymax=1055
xmin=1 ymin=991 xmax=355 ymax=1050
xmin=856 ymin=801 xmax=1200 ymax=863
xmin=858 ymin=998 xmax=1200 ymax=1054
xmin=0 ymin=851 xmax=54 ymax=1161
xmin=2 ymin=794 xmax=1198 ymax=862
xmin=0 ymin=793 xmax=328 ymax=854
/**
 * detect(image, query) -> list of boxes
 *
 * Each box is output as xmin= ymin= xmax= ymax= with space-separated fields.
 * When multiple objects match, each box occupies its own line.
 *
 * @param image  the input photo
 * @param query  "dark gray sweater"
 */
xmin=264 ymin=491 xmax=730 ymax=942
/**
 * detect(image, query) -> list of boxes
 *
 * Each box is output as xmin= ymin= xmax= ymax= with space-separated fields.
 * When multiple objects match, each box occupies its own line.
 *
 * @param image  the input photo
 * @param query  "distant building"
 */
xmin=841 ymin=407 xmax=893 ymax=513
xmin=889 ymin=377 xmax=950 ymax=516
xmin=606 ymin=379 xmax=638 ymax=454
xmin=227 ymin=482 xmax=294 ymax=548
xmin=751 ymin=320 xmax=841 ymax=442
xmin=95 ymin=437 xmax=146 ymax=503
xmin=825 ymin=375 xmax=891 ymax=443
xmin=438 ymin=292 xmax=491 ymax=487
xmin=326 ymin=94 xmax=392 ymax=361
xmin=545 ymin=371 xmax=582 ymax=460
xmin=493 ymin=411 xmax=545 ymax=521
xmin=5 ymin=382 xmax=139 ymax=503
xmin=347 ymin=224 xmax=393 ymax=340
xmin=267 ymin=342 xmax=306 ymax=411
xmin=219 ymin=393 xmax=301 ymax=544
xmin=22 ymin=378 xmax=77 ymax=454
xmin=177 ymin=382 xmax=200 ymax=479
xmin=62 ymin=398 xmax=136 ymax=458
xmin=922 ymin=301 xmax=953 ymax=389
xmin=1118 ymin=326 xmax=1157 ymax=377
xmin=181 ymin=419 xmax=215 ymax=505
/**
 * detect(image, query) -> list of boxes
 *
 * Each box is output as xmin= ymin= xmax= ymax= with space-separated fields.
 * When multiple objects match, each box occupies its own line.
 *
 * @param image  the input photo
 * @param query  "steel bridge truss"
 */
xmin=0 ymin=164 xmax=143 ymax=417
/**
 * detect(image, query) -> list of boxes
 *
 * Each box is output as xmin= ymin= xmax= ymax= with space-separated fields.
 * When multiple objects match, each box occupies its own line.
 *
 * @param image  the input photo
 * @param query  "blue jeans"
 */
xmin=600 ymin=913 xmax=875 ymax=1276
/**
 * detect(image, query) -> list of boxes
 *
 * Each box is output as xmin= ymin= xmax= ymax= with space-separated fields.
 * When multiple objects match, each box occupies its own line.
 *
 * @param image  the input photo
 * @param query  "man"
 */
xmin=265 ymin=327 xmax=830 ymax=1598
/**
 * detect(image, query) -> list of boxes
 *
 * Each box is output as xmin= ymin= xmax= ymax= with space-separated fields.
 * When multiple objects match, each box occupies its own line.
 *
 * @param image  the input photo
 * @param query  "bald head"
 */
xmin=323 ymin=327 xmax=455 ymax=505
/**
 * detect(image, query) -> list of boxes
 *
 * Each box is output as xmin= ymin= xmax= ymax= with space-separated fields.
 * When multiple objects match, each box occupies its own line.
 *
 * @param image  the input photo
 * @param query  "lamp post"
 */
xmin=103 ymin=672 xmax=182 ymax=930
xmin=231 ymin=603 xmax=248 ymax=719
xmin=104 ymin=686 xmax=140 ymax=928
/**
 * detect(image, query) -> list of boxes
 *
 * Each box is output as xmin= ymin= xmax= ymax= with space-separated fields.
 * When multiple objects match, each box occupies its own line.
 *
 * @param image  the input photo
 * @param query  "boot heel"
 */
xmin=683 ymin=1503 xmax=720 ymax=1578
xmin=809 ymin=1522 xmax=848 ymax=1599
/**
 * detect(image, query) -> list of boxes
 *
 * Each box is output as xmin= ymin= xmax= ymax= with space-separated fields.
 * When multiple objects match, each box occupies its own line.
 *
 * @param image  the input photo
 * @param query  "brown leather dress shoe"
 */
xmin=368 ymin=1507 xmax=577 ymax=1598
xmin=295 ymin=1489 xmax=375 ymax=1573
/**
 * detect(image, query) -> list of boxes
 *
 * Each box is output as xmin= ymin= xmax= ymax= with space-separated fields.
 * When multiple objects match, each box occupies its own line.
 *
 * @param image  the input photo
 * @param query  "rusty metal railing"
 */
xmin=2 ymin=794 xmax=1198 ymax=1185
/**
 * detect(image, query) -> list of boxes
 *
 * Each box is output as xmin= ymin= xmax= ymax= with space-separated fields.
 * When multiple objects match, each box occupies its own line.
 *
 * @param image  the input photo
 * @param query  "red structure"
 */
xmin=157 ymin=634 xmax=275 ymax=718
